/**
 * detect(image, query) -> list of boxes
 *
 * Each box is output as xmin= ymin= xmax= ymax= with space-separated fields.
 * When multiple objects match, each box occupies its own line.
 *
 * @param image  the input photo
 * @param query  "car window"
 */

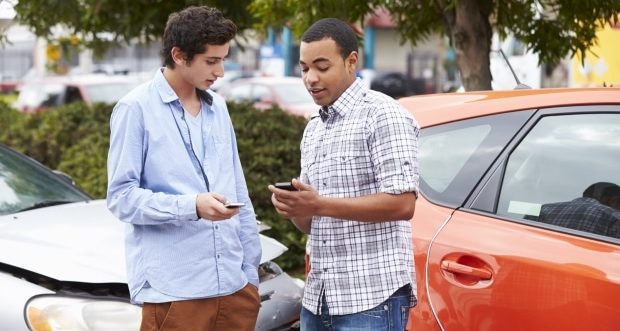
xmin=421 ymin=125 xmax=490 ymax=193
xmin=419 ymin=110 xmax=533 ymax=206
xmin=65 ymin=85 xmax=84 ymax=104
xmin=0 ymin=146 xmax=90 ymax=215
xmin=496 ymin=112 xmax=620 ymax=239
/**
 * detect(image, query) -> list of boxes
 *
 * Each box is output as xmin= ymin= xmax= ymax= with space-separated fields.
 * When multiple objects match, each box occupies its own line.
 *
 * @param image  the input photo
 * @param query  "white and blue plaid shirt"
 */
xmin=301 ymin=79 xmax=420 ymax=315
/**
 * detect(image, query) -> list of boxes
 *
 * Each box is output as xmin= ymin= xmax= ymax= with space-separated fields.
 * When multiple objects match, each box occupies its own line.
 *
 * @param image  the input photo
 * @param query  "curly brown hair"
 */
xmin=161 ymin=6 xmax=237 ymax=68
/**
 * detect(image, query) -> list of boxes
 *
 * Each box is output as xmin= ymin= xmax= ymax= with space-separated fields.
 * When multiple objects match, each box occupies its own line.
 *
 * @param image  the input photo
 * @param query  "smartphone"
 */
xmin=224 ymin=202 xmax=245 ymax=209
xmin=274 ymin=182 xmax=296 ymax=191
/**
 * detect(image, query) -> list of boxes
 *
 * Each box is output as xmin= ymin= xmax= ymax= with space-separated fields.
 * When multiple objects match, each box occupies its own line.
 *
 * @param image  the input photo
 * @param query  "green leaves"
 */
xmin=228 ymin=101 xmax=308 ymax=270
xmin=12 ymin=0 xmax=257 ymax=56
xmin=0 ymin=99 xmax=309 ymax=271
xmin=9 ymin=0 xmax=620 ymax=90
xmin=495 ymin=0 xmax=620 ymax=66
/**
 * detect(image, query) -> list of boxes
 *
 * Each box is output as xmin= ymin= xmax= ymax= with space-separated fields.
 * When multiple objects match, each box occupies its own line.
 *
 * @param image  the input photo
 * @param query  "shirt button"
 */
xmin=323 ymin=182 xmax=327 ymax=186
xmin=217 ymin=254 xmax=221 ymax=259
xmin=215 ymin=225 xmax=219 ymax=230
xmin=322 ymin=240 xmax=326 ymax=244
xmin=323 ymin=268 xmax=328 ymax=272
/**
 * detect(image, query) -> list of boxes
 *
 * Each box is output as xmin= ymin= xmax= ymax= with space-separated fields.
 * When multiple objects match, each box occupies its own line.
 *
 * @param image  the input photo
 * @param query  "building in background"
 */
xmin=570 ymin=20 xmax=620 ymax=87
xmin=361 ymin=8 xmax=444 ymax=95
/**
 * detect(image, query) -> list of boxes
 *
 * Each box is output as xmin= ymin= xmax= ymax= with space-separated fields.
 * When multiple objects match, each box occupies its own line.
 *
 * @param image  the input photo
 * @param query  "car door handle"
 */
xmin=441 ymin=260 xmax=492 ymax=280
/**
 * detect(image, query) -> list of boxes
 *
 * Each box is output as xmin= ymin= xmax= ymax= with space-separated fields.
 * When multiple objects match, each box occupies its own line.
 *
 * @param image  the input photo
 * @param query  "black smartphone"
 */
xmin=224 ymin=202 xmax=245 ymax=209
xmin=274 ymin=182 xmax=296 ymax=191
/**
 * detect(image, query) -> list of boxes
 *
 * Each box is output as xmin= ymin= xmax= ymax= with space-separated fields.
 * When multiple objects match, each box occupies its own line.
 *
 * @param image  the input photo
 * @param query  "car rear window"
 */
xmin=419 ymin=110 xmax=533 ymax=207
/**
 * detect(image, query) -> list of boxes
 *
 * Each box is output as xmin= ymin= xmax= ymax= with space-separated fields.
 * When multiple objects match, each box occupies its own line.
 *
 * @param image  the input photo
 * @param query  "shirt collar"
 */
xmin=154 ymin=68 xmax=213 ymax=107
xmin=320 ymin=78 xmax=366 ymax=122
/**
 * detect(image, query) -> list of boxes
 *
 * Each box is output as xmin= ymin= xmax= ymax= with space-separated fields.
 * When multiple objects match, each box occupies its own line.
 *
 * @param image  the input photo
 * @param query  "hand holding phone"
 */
xmin=274 ymin=181 xmax=296 ymax=191
xmin=224 ymin=202 xmax=245 ymax=209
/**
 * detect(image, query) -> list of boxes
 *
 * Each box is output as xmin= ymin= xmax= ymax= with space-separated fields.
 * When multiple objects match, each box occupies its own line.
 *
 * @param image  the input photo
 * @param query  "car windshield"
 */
xmin=273 ymin=82 xmax=314 ymax=105
xmin=0 ymin=145 xmax=90 ymax=216
xmin=83 ymin=82 xmax=137 ymax=104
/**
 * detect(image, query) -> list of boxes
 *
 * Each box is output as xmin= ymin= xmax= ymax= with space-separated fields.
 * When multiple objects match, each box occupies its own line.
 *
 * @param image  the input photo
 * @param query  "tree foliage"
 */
xmin=12 ymin=0 xmax=255 ymax=55
xmin=250 ymin=0 xmax=620 ymax=91
xmin=9 ymin=0 xmax=620 ymax=90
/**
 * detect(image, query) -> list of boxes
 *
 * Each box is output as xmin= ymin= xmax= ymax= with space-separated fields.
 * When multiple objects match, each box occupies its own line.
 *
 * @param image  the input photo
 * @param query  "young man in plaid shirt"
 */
xmin=269 ymin=18 xmax=420 ymax=331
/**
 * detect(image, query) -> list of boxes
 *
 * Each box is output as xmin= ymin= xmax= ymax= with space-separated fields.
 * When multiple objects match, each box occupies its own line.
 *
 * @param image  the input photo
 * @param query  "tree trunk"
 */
xmin=444 ymin=0 xmax=493 ymax=91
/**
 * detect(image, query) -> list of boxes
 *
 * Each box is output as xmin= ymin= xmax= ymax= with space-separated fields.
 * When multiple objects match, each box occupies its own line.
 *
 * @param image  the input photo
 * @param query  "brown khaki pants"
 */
xmin=140 ymin=284 xmax=260 ymax=331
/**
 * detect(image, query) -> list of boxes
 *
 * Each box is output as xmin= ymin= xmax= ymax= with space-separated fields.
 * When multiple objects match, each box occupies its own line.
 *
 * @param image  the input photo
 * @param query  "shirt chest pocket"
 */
xmin=330 ymin=137 xmax=369 ymax=165
xmin=326 ymin=148 xmax=375 ymax=190
xmin=333 ymin=154 xmax=362 ymax=163
xmin=328 ymin=149 xmax=370 ymax=168
xmin=212 ymin=135 xmax=233 ymax=167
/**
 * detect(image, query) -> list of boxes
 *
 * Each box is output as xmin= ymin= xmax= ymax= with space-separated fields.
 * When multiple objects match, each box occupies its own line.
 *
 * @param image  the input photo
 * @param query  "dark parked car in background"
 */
xmin=0 ymin=144 xmax=303 ymax=331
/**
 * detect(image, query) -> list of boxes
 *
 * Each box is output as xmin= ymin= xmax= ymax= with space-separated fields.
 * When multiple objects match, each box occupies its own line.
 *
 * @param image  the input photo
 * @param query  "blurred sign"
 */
xmin=259 ymin=45 xmax=285 ymax=77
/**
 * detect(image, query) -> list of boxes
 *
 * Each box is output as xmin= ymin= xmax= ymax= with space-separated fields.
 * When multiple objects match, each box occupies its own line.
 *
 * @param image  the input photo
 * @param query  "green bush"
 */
xmin=0 ymin=101 xmax=23 ymax=142
xmin=228 ymin=102 xmax=308 ymax=270
xmin=0 ymin=100 xmax=308 ymax=271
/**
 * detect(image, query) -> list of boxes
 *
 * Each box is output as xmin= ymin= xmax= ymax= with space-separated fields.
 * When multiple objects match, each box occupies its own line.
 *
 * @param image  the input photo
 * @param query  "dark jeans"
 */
xmin=300 ymin=284 xmax=412 ymax=331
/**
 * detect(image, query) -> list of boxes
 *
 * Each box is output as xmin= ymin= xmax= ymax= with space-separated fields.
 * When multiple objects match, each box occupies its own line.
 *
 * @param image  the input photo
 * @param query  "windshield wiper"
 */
xmin=16 ymin=200 xmax=76 ymax=212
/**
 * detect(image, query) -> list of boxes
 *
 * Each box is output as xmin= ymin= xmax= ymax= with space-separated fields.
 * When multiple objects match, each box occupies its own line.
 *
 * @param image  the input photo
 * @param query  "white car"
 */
xmin=13 ymin=74 xmax=142 ymax=113
xmin=0 ymin=144 xmax=303 ymax=331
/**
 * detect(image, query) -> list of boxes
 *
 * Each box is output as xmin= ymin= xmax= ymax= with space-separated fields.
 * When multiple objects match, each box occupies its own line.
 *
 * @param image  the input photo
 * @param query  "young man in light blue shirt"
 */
xmin=107 ymin=6 xmax=261 ymax=331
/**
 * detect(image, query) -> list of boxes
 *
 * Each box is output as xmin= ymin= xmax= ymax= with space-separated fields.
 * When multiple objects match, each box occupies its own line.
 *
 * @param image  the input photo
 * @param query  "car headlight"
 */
xmin=25 ymin=294 xmax=141 ymax=331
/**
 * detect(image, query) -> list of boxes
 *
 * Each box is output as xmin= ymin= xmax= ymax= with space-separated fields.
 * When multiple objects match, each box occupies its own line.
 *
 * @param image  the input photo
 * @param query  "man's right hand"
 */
xmin=268 ymin=179 xmax=314 ymax=233
xmin=196 ymin=192 xmax=240 ymax=221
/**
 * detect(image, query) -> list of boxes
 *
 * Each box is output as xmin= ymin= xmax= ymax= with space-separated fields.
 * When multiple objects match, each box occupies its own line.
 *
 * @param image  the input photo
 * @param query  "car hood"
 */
xmin=0 ymin=200 xmax=287 ymax=284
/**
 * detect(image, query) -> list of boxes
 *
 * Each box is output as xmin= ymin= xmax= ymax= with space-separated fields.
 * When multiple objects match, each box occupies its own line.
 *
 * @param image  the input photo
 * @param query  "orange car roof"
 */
xmin=398 ymin=88 xmax=620 ymax=128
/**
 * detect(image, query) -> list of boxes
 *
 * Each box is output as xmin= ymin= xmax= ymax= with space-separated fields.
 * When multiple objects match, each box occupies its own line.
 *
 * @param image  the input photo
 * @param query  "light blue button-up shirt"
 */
xmin=107 ymin=69 xmax=261 ymax=304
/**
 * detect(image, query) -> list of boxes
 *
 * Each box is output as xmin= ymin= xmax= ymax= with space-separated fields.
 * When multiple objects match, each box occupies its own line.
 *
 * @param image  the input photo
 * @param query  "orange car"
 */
xmin=399 ymin=88 xmax=620 ymax=330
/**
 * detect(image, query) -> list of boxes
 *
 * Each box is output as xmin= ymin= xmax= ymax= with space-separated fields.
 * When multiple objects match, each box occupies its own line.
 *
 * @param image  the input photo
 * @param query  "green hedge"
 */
xmin=0 ymin=100 xmax=308 ymax=271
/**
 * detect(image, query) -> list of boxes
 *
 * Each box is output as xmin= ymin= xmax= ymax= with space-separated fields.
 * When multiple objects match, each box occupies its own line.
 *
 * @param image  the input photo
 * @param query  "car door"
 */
xmin=409 ymin=110 xmax=534 ymax=330
xmin=426 ymin=105 xmax=620 ymax=331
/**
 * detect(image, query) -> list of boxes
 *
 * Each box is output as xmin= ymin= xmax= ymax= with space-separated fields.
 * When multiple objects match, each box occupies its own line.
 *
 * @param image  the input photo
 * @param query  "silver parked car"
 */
xmin=0 ymin=144 xmax=303 ymax=331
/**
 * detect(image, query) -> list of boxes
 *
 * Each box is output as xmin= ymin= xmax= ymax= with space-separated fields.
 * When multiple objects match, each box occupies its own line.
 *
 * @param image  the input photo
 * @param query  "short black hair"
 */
xmin=602 ymin=185 xmax=620 ymax=199
xmin=301 ymin=18 xmax=358 ymax=59
xmin=161 ymin=6 xmax=236 ymax=68
xmin=583 ymin=182 xmax=619 ymax=200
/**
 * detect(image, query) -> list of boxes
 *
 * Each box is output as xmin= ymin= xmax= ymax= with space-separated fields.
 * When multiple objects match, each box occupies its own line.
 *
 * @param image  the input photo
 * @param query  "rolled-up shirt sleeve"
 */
xmin=369 ymin=103 xmax=420 ymax=195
